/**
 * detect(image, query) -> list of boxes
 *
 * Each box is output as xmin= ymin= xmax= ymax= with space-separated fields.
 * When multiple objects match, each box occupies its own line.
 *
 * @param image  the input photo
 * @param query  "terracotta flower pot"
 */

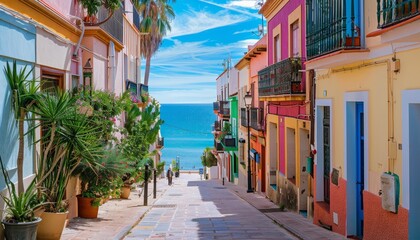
xmin=120 ymin=186 xmax=131 ymax=199
xmin=77 ymin=195 xmax=99 ymax=219
xmin=36 ymin=212 xmax=68 ymax=240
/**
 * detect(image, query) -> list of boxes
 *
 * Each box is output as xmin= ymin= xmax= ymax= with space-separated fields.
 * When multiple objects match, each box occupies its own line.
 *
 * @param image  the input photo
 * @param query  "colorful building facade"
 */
xmin=259 ymin=0 xmax=311 ymax=216
xmin=306 ymin=0 xmax=420 ymax=238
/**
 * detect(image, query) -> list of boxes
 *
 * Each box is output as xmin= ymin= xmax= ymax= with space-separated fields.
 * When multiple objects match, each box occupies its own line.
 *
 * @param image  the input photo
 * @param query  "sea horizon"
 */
xmin=160 ymin=103 xmax=214 ymax=170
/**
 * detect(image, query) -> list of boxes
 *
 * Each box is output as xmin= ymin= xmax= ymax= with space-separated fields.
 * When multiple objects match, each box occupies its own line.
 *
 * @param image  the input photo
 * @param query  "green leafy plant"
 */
xmin=201 ymin=147 xmax=217 ymax=168
xmin=119 ymin=100 xmax=163 ymax=177
xmin=32 ymin=90 xmax=103 ymax=212
xmin=73 ymin=149 xmax=125 ymax=206
xmin=0 ymin=157 xmax=42 ymax=223
xmin=4 ymin=61 xmax=39 ymax=195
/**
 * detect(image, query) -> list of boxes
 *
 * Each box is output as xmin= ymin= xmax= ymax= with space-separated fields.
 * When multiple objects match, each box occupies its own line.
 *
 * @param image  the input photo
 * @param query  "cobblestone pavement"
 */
xmin=124 ymin=174 xmax=297 ymax=240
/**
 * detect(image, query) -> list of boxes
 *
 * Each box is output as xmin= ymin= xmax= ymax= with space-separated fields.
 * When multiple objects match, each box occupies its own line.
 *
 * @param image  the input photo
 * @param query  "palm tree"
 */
xmin=135 ymin=0 xmax=175 ymax=86
xmin=4 ymin=61 xmax=39 ymax=194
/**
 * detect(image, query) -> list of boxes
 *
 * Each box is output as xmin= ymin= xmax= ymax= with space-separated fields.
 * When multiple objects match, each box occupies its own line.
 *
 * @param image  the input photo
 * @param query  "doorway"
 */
xmin=346 ymin=99 xmax=367 ymax=238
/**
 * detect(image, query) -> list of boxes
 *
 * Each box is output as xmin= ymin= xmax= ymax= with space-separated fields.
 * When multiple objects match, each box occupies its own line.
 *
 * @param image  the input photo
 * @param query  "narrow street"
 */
xmin=124 ymin=174 xmax=297 ymax=239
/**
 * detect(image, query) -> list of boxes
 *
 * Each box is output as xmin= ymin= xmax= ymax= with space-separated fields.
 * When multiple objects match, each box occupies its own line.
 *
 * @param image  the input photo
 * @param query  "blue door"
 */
xmin=356 ymin=102 xmax=364 ymax=238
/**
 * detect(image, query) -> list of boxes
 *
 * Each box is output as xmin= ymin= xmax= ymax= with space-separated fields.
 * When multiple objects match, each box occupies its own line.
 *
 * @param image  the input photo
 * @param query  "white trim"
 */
xmin=401 ymin=89 xmax=420 ymax=209
xmin=315 ymin=99 xmax=333 ymax=201
xmin=344 ymin=91 xmax=369 ymax=236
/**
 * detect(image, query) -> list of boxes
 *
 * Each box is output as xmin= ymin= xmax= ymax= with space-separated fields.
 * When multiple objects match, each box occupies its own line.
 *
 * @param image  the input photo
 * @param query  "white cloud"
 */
xmin=227 ymin=0 xmax=258 ymax=9
xmin=150 ymin=88 xmax=216 ymax=104
xmin=199 ymin=0 xmax=260 ymax=19
xmin=236 ymin=38 xmax=259 ymax=49
xmin=167 ymin=9 xmax=248 ymax=38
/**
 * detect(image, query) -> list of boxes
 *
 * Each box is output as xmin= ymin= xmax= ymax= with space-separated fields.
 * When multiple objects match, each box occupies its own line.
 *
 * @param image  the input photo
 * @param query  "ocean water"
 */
xmin=160 ymin=104 xmax=214 ymax=170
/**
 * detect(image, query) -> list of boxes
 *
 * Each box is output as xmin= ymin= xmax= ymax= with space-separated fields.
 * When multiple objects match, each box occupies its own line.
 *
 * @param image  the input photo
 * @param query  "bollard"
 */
xmin=222 ymin=177 xmax=225 ymax=185
xmin=144 ymin=164 xmax=149 ymax=206
xmin=153 ymin=168 xmax=157 ymax=199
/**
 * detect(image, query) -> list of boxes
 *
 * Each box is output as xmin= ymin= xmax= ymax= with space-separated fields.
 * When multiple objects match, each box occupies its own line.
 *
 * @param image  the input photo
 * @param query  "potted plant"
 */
xmin=31 ymin=91 xmax=102 ymax=240
xmin=73 ymin=149 xmax=124 ymax=218
xmin=0 ymin=158 xmax=42 ymax=240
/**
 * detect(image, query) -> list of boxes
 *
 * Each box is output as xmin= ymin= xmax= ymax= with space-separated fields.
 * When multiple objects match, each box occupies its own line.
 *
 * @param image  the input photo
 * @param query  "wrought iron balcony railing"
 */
xmin=240 ymin=108 xmax=247 ymax=127
xmin=221 ymin=135 xmax=236 ymax=148
xmin=214 ymin=140 xmax=223 ymax=151
xmin=219 ymin=101 xmax=230 ymax=116
xmin=377 ymin=0 xmax=420 ymax=28
xmin=258 ymin=57 xmax=303 ymax=97
xmin=213 ymin=121 xmax=221 ymax=131
xmin=306 ymin=0 xmax=361 ymax=59
xmin=98 ymin=6 xmax=123 ymax=43
xmin=251 ymin=108 xmax=264 ymax=131
xmin=133 ymin=5 xmax=140 ymax=31
xmin=157 ymin=137 xmax=164 ymax=148
xmin=213 ymin=102 xmax=220 ymax=111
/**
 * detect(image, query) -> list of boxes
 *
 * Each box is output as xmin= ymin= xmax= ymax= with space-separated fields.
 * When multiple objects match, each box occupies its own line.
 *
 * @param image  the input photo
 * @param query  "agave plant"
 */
xmin=0 ymin=157 xmax=42 ymax=223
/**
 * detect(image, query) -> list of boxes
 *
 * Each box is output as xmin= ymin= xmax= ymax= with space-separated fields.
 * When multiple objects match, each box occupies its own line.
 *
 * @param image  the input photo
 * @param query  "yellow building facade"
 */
xmin=307 ymin=0 xmax=420 ymax=238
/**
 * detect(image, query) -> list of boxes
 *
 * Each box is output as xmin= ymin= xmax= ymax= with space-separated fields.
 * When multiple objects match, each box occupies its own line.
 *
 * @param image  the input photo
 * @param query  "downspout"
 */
xmin=387 ymin=59 xmax=396 ymax=173
xmin=68 ymin=15 xmax=85 ymax=58
xmin=68 ymin=15 xmax=85 ymax=86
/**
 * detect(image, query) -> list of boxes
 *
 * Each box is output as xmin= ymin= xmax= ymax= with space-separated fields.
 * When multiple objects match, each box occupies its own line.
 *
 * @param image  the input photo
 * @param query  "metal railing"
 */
xmin=258 ymin=58 xmax=303 ymax=97
xmin=214 ymin=140 xmax=223 ymax=151
xmin=221 ymin=136 xmax=236 ymax=148
xmin=98 ymin=6 xmax=124 ymax=43
xmin=240 ymin=108 xmax=247 ymax=127
xmin=213 ymin=121 xmax=221 ymax=131
xmin=306 ymin=0 xmax=361 ymax=59
xmin=213 ymin=102 xmax=220 ymax=111
xmin=377 ymin=0 xmax=420 ymax=28
xmin=133 ymin=5 xmax=141 ymax=31
xmin=219 ymin=101 xmax=230 ymax=116
xmin=250 ymin=108 xmax=264 ymax=131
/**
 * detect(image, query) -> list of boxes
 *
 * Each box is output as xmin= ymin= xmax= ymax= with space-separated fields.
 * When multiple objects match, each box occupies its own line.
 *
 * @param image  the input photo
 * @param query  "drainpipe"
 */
xmin=68 ymin=15 xmax=85 ymax=86
xmin=68 ymin=15 xmax=85 ymax=58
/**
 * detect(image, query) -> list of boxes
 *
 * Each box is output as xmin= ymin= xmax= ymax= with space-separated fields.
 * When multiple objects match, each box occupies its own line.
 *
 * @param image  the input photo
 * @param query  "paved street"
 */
xmin=124 ymin=174 xmax=297 ymax=239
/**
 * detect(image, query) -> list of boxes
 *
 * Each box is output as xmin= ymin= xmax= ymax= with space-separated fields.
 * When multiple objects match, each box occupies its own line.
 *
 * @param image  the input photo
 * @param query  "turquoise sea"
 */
xmin=160 ymin=104 xmax=214 ymax=170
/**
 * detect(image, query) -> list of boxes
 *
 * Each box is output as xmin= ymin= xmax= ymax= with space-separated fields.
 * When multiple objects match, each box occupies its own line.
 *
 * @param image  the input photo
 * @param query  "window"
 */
xmin=291 ymin=21 xmax=299 ymax=57
xmin=274 ymin=34 xmax=280 ymax=62
xmin=71 ymin=75 xmax=80 ymax=90
xmin=41 ymin=73 xmax=63 ymax=92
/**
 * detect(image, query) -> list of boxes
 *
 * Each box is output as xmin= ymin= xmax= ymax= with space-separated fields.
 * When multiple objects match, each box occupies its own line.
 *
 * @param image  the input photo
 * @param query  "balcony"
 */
xmin=250 ymin=108 xmax=264 ymax=131
xmin=214 ymin=140 xmax=223 ymax=151
xmin=258 ymin=58 xmax=303 ymax=97
xmin=221 ymin=135 xmax=236 ymax=148
xmin=306 ymin=0 xmax=361 ymax=60
xmin=377 ymin=0 xmax=420 ymax=28
xmin=213 ymin=121 xmax=221 ymax=132
xmin=219 ymin=101 xmax=230 ymax=116
xmin=213 ymin=102 xmax=220 ymax=111
xmin=157 ymin=137 xmax=164 ymax=148
xmin=98 ymin=6 xmax=123 ymax=43
xmin=133 ymin=5 xmax=140 ymax=31
xmin=240 ymin=108 xmax=247 ymax=127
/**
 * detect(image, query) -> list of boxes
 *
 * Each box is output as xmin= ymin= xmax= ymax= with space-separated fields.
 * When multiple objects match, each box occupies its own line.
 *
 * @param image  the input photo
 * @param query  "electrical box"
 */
xmin=381 ymin=172 xmax=400 ymax=213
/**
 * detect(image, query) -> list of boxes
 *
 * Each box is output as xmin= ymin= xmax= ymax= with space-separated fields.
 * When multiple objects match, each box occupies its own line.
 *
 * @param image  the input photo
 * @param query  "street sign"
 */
xmin=199 ymin=168 xmax=204 ymax=175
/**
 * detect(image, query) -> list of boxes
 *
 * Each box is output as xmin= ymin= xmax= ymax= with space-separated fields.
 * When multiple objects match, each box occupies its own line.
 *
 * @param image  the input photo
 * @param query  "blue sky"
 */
xmin=146 ymin=0 xmax=264 ymax=103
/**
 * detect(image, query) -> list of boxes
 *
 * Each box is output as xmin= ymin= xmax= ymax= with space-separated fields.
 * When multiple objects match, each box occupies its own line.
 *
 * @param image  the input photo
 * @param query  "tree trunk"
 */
xmin=17 ymin=107 xmax=25 ymax=194
xmin=144 ymin=55 xmax=152 ymax=86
